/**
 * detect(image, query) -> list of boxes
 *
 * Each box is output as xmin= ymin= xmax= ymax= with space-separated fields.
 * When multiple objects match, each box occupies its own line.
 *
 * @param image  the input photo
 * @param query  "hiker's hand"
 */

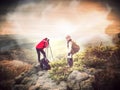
xmin=68 ymin=53 xmax=71 ymax=56
xmin=46 ymin=45 xmax=49 ymax=48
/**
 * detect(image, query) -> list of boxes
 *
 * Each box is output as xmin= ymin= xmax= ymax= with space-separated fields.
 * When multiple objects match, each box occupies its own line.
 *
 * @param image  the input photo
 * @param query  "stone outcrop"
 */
xmin=13 ymin=66 xmax=95 ymax=90
xmin=67 ymin=70 xmax=95 ymax=90
xmin=13 ymin=65 xmax=67 ymax=90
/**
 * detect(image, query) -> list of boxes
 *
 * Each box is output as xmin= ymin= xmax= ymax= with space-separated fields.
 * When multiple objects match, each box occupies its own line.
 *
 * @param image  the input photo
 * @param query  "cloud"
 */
xmin=0 ymin=0 xmax=114 ymax=49
xmin=0 ymin=0 xmax=118 ymax=58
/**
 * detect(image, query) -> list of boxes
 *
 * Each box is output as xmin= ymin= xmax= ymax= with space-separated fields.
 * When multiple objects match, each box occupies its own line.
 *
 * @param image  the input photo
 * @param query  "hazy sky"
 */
xmin=0 ymin=0 xmax=119 ymax=44
xmin=0 ymin=0 xmax=119 ymax=58
xmin=0 ymin=1 xmax=111 ymax=39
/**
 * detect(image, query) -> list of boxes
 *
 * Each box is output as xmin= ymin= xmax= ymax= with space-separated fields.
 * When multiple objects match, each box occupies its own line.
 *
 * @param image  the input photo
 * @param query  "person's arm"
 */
xmin=68 ymin=41 xmax=72 ymax=54
xmin=44 ymin=41 xmax=49 ymax=48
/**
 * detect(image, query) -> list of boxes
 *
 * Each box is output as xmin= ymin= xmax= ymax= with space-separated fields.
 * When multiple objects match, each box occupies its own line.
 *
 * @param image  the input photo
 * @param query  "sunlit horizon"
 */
xmin=0 ymin=1 xmax=112 ymax=41
xmin=0 ymin=0 xmax=115 ymax=58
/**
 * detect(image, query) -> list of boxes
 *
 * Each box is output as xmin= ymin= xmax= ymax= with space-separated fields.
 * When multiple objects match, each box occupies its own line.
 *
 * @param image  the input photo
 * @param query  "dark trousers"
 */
xmin=36 ymin=48 xmax=46 ymax=63
xmin=67 ymin=58 xmax=73 ymax=67
xmin=67 ymin=53 xmax=73 ymax=67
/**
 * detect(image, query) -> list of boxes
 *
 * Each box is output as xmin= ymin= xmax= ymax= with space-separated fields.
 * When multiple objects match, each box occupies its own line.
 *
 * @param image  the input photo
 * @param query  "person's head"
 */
xmin=66 ymin=35 xmax=71 ymax=41
xmin=44 ymin=38 xmax=49 ymax=44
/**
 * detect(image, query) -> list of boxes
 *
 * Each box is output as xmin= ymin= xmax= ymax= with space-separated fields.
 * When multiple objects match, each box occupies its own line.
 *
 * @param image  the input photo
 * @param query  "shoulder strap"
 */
xmin=67 ymin=39 xmax=72 ymax=47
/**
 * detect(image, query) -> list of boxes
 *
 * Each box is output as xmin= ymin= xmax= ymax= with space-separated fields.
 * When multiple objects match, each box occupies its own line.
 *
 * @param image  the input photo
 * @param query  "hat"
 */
xmin=44 ymin=38 xmax=49 ymax=41
xmin=66 ymin=35 xmax=71 ymax=40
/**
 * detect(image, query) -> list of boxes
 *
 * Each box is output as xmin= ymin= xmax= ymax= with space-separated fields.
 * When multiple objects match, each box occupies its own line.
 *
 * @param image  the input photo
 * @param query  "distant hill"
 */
xmin=0 ymin=34 xmax=36 ymax=64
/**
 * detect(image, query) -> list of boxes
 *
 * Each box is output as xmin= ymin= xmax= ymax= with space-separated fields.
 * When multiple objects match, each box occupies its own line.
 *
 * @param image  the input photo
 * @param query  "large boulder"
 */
xmin=80 ymin=76 xmax=95 ymax=90
xmin=67 ymin=70 xmax=94 ymax=90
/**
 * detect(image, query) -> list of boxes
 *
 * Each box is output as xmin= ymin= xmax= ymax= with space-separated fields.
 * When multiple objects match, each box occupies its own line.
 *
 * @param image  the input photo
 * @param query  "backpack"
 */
xmin=71 ymin=41 xmax=80 ymax=54
xmin=40 ymin=58 xmax=51 ymax=70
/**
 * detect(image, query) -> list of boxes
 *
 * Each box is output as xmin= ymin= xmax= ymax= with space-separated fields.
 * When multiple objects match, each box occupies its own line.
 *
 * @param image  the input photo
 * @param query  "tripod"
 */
xmin=45 ymin=43 xmax=54 ymax=60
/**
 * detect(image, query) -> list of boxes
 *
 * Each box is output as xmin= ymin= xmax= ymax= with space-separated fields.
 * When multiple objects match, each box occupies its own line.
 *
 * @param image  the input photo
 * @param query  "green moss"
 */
xmin=49 ymin=44 xmax=120 ymax=83
xmin=49 ymin=54 xmax=84 ymax=82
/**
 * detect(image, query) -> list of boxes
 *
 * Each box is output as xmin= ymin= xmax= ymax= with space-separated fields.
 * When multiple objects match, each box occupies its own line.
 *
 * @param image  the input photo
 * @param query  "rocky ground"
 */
xmin=13 ymin=65 xmax=97 ymax=90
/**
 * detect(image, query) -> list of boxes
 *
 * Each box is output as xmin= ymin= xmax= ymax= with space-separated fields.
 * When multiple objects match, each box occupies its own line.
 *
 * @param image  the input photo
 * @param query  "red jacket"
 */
xmin=36 ymin=39 xmax=49 ymax=49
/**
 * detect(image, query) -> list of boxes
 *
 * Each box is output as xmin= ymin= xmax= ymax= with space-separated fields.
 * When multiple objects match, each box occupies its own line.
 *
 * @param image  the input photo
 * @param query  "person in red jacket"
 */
xmin=36 ymin=38 xmax=49 ymax=64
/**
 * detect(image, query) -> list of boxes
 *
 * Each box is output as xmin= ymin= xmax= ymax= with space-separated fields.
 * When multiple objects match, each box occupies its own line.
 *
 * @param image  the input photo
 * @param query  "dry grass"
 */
xmin=0 ymin=60 xmax=32 ymax=81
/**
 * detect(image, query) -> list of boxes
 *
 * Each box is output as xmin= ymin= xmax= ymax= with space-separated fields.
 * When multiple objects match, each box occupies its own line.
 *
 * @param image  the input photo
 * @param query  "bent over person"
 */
xmin=66 ymin=35 xmax=80 ymax=67
xmin=36 ymin=38 xmax=49 ymax=64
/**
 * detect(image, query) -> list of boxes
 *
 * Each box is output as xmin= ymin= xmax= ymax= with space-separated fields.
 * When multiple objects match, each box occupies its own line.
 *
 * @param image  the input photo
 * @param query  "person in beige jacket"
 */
xmin=66 ymin=35 xmax=80 ymax=67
